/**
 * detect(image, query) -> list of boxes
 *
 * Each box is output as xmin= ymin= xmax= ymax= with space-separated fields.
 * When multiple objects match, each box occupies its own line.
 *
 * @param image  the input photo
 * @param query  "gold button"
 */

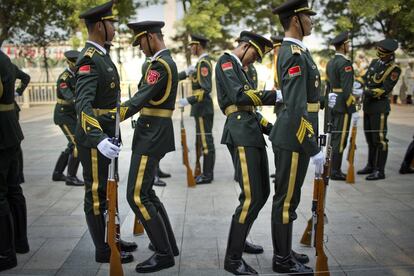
xmin=146 ymin=124 xmax=150 ymax=127
xmin=87 ymin=126 xmax=91 ymax=130
xmin=111 ymin=115 xmax=115 ymax=119
xmin=237 ymin=115 xmax=241 ymax=120
xmin=61 ymin=107 xmax=64 ymax=111
xmin=259 ymin=92 xmax=263 ymax=96
xmin=308 ymin=134 xmax=312 ymax=138
xmin=110 ymin=82 xmax=115 ymax=89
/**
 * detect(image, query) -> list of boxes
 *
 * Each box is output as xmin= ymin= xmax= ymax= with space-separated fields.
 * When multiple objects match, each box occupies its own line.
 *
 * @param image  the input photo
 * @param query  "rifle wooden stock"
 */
xmin=133 ymin=216 xmax=144 ymax=236
xmin=300 ymin=218 xmax=312 ymax=247
xmin=182 ymin=127 xmax=196 ymax=187
xmin=194 ymin=142 xmax=202 ymax=177
xmin=346 ymin=124 xmax=357 ymax=184
xmin=106 ymin=179 xmax=123 ymax=276
xmin=314 ymin=177 xmax=329 ymax=275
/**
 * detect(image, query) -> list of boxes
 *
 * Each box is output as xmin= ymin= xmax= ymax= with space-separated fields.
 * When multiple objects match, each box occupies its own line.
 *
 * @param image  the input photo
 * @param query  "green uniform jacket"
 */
xmin=100 ymin=49 xmax=178 ymax=158
xmin=54 ymin=68 xmax=77 ymax=125
xmin=75 ymin=42 xmax=121 ymax=148
xmin=0 ymin=51 xmax=30 ymax=149
xmin=362 ymin=58 xmax=401 ymax=114
xmin=245 ymin=64 xmax=258 ymax=90
xmin=178 ymin=54 xmax=214 ymax=117
xmin=326 ymin=54 xmax=356 ymax=114
xmin=269 ymin=41 xmax=321 ymax=156
xmin=215 ymin=53 xmax=275 ymax=147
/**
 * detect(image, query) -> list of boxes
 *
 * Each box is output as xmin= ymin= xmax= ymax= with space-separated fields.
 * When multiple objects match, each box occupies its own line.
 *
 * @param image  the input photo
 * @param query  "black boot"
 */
xmin=407 ymin=95 xmax=413 ymax=104
xmin=331 ymin=152 xmax=346 ymax=180
xmin=65 ymin=153 xmax=84 ymax=186
xmin=10 ymin=201 xmax=29 ymax=254
xmin=243 ymin=240 xmax=263 ymax=254
xmin=357 ymin=146 xmax=375 ymax=175
xmin=52 ymin=150 xmax=69 ymax=181
xmin=0 ymin=214 xmax=17 ymax=272
xmin=85 ymin=213 xmax=133 ymax=264
xmin=17 ymin=147 xmax=24 ymax=185
xmin=367 ymin=148 xmax=387 ymax=180
xmin=153 ymin=175 xmax=167 ymax=187
xmin=196 ymin=152 xmax=215 ymax=184
xmin=119 ymin=239 xmax=137 ymax=252
xmin=135 ymin=214 xmax=175 ymax=273
xmin=400 ymin=140 xmax=414 ymax=174
xmin=272 ymin=222 xmax=313 ymax=274
xmin=292 ymin=250 xmax=310 ymax=264
xmin=224 ymin=219 xmax=257 ymax=275
xmin=158 ymin=165 xmax=171 ymax=178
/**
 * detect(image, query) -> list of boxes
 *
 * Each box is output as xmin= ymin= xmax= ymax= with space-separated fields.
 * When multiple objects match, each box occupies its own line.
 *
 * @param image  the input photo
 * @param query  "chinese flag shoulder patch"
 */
xmin=221 ymin=61 xmax=233 ymax=71
xmin=59 ymin=82 xmax=68 ymax=89
xmin=288 ymin=65 xmax=301 ymax=77
xmin=79 ymin=65 xmax=90 ymax=74
xmin=391 ymin=71 xmax=399 ymax=81
xmin=201 ymin=67 xmax=209 ymax=77
xmin=146 ymin=70 xmax=160 ymax=85
xmin=344 ymin=66 xmax=353 ymax=72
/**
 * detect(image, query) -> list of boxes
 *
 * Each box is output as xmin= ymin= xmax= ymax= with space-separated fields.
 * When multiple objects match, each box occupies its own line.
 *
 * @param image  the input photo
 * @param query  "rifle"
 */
xmin=346 ymin=120 xmax=357 ymax=184
xmin=128 ymin=85 xmax=136 ymax=129
xmin=346 ymin=98 xmax=361 ymax=184
xmin=133 ymin=217 xmax=144 ymax=236
xmin=106 ymin=90 xmax=123 ymax=276
xmin=194 ymin=141 xmax=202 ymax=178
xmin=180 ymin=81 xmax=196 ymax=187
xmin=311 ymin=128 xmax=331 ymax=276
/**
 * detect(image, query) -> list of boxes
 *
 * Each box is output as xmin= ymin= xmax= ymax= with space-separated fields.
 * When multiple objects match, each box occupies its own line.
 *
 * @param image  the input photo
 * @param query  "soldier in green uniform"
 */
xmin=52 ymin=50 xmax=84 ymax=186
xmin=97 ymin=21 xmax=179 ymax=273
xmin=75 ymin=1 xmax=136 ymax=264
xmin=0 ymin=50 xmax=30 ymax=271
xmin=216 ymin=30 xmax=276 ymax=275
xmin=325 ymin=32 xmax=358 ymax=180
xmin=178 ymin=34 xmax=215 ymax=184
xmin=271 ymin=0 xmax=327 ymax=273
xmin=357 ymin=39 xmax=401 ymax=180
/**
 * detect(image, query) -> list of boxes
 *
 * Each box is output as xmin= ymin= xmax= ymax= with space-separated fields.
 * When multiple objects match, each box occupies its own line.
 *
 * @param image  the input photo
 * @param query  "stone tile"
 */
xmin=23 ymin=238 xmax=79 ymax=270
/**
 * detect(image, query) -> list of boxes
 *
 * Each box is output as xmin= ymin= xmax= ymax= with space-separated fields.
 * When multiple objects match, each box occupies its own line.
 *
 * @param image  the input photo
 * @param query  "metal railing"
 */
xmin=15 ymin=81 xmax=139 ymax=108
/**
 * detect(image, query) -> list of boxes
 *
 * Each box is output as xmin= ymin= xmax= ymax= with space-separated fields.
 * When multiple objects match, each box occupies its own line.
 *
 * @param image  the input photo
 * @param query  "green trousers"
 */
xmin=363 ymin=112 xmax=389 ymax=171
xmin=195 ymin=115 xmax=215 ymax=155
xmin=126 ymin=153 xmax=162 ymax=222
xmin=272 ymin=146 xmax=310 ymax=224
xmin=331 ymin=112 xmax=351 ymax=172
xmin=78 ymin=144 xmax=111 ymax=215
xmin=227 ymin=145 xmax=270 ymax=225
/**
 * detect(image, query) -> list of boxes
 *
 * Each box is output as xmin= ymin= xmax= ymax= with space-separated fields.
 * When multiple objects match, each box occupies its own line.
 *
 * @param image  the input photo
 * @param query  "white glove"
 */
xmin=328 ymin=93 xmax=337 ymax=108
xmin=178 ymin=98 xmax=189 ymax=107
xmin=185 ymin=65 xmax=196 ymax=76
xmin=276 ymin=89 xmax=283 ymax=103
xmin=352 ymin=112 xmax=359 ymax=125
xmin=352 ymin=81 xmax=363 ymax=97
xmin=311 ymin=151 xmax=325 ymax=175
xmin=97 ymin=138 xmax=121 ymax=159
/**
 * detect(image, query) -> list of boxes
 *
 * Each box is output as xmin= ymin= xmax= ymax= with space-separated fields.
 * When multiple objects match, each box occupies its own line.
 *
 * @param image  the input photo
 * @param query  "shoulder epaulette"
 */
xmin=84 ymin=47 xmax=96 ymax=58
xmin=61 ymin=71 xmax=69 ymax=81
xmin=291 ymin=45 xmax=303 ymax=55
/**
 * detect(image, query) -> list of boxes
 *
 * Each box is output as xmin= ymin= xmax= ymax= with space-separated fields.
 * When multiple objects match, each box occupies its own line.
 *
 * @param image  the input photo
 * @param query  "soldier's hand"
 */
xmin=351 ymin=112 xmax=359 ymax=125
xmin=328 ymin=93 xmax=337 ymax=108
xmin=97 ymin=138 xmax=121 ymax=159
xmin=178 ymin=98 xmax=189 ymax=107
xmin=276 ymin=89 xmax=283 ymax=103
xmin=185 ymin=65 xmax=196 ymax=76
xmin=311 ymin=151 xmax=325 ymax=175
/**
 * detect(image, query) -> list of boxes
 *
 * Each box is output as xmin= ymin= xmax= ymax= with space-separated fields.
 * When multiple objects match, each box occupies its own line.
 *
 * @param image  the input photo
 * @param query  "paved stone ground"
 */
xmin=1 ymin=104 xmax=414 ymax=276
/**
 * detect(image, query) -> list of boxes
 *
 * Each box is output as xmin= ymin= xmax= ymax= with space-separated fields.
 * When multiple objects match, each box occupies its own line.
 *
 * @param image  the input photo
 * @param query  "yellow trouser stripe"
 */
xmin=379 ymin=113 xmax=387 ymax=150
xmin=339 ymin=114 xmax=349 ymax=153
xmin=198 ymin=117 xmax=208 ymax=155
xmin=133 ymin=156 xmax=151 ymax=221
xmin=91 ymin=149 xmax=100 ymax=215
xmin=283 ymin=152 xmax=299 ymax=224
xmin=238 ymin=147 xmax=251 ymax=224
xmin=62 ymin=124 xmax=78 ymax=157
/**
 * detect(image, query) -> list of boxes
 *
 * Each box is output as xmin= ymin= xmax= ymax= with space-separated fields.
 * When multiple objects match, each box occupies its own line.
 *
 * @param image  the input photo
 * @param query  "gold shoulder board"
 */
xmin=84 ymin=47 xmax=96 ymax=58
xmin=291 ymin=45 xmax=302 ymax=55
